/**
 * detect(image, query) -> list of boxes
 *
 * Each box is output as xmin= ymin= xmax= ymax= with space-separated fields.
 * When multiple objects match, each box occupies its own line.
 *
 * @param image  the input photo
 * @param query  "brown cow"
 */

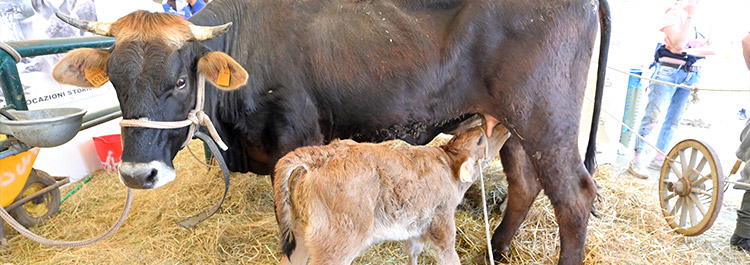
xmin=274 ymin=124 xmax=510 ymax=265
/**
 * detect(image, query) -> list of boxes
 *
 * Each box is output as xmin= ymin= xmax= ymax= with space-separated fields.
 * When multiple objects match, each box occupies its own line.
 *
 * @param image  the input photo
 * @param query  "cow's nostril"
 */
xmin=145 ymin=169 xmax=158 ymax=186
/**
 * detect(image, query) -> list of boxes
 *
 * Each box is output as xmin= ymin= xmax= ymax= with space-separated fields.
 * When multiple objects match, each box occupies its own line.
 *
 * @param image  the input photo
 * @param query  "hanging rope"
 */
xmin=606 ymin=66 xmax=750 ymax=93
xmin=606 ymin=66 xmax=750 ymax=104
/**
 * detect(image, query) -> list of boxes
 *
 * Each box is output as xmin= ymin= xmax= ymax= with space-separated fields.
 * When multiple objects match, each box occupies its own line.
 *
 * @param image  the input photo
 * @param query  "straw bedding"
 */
xmin=1 ymin=139 xmax=749 ymax=264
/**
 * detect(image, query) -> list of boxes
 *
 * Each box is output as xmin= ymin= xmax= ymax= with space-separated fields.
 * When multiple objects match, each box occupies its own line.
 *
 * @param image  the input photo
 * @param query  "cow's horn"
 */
xmin=56 ymin=12 xmax=112 ymax=36
xmin=189 ymin=22 xmax=233 ymax=41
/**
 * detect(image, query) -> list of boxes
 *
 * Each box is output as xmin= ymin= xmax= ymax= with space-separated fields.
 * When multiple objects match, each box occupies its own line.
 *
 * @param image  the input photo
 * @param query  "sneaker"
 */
xmin=628 ymin=160 xmax=650 ymax=179
xmin=730 ymin=234 xmax=750 ymax=251
xmin=649 ymin=159 xmax=664 ymax=170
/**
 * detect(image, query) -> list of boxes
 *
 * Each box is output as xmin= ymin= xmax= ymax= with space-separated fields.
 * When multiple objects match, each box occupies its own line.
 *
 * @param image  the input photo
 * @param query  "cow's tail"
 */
xmin=274 ymin=164 xmax=307 ymax=259
xmin=583 ymin=0 xmax=611 ymax=175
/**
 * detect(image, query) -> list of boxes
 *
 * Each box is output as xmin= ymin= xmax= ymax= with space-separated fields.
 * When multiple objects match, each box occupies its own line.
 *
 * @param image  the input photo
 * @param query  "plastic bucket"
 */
xmin=93 ymin=134 xmax=122 ymax=171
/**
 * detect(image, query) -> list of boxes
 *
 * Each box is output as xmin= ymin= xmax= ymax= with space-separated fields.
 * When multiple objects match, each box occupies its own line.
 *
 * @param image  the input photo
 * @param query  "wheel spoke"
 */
xmin=689 ymin=200 xmax=699 ymax=227
xmin=668 ymin=160 xmax=683 ymax=179
xmin=671 ymin=197 xmax=684 ymax=216
xmin=688 ymin=148 xmax=698 ymax=169
xmin=680 ymin=198 xmax=689 ymax=227
xmin=691 ymin=188 xmax=712 ymax=197
xmin=693 ymin=157 xmax=708 ymax=181
xmin=679 ymin=148 xmax=688 ymax=179
xmin=664 ymin=192 xmax=678 ymax=202
xmin=686 ymin=148 xmax=698 ymax=179
xmin=689 ymin=193 xmax=707 ymax=216
xmin=691 ymin=172 xmax=712 ymax=187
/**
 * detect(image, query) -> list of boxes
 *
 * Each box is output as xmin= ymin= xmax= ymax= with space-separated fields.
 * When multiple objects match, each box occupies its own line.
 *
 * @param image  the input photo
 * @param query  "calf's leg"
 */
xmin=491 ymin=138 xmax=541 ymax=259
xmin=425 ymin=210 xmax=460 ymax=265
xmin=404 ymin=238 xmax=424 ymax=265
xmin=306 ymin=220 xmax=370 ymax=265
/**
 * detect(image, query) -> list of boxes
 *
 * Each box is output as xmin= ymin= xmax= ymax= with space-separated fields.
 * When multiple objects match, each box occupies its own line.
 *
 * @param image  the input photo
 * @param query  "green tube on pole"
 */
xmin=619 ymin=68 xmax=645 ymax=148
xmin=58 ymin=175 xmax=94 ymax=212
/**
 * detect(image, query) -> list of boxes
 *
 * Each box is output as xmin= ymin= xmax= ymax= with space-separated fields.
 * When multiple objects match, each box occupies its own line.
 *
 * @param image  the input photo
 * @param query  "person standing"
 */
xmin=629 ymin=0 xmax=715 ymax=179
xmin=730 ymin=32 xmax=750 ymax=251
xmin=163 ymin=0 xmax=206 ymax=19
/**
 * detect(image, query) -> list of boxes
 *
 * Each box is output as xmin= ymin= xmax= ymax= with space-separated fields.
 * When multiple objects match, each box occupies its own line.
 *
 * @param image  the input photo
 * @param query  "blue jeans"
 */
xmin=633 ymin=63 xmax=701 ymax=154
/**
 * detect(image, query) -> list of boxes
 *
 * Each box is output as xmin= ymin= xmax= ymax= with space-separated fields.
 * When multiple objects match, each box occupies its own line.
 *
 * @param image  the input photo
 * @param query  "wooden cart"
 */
xmin=657 ymin=139 xmax=746 ymax=236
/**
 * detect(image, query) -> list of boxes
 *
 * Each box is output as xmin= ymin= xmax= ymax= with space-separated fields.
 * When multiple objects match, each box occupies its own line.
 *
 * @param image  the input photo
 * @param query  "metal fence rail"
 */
xmin=0 ymin=36 xmax=120 ymax=158
xmin=1 ymin=36 xmax=115 ymax=110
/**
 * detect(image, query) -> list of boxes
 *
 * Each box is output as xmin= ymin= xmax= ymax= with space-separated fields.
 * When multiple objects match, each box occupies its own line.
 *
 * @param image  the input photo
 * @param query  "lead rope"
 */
xmin=119 ymin=75 xmax=231 ymax=228
xmin=479 ymin=129 xmax=496 ymax=265
xmin=119 ymin=75 xmax=228 ymax=151
xmin=0 ymin=188 xmax=132 ymax=247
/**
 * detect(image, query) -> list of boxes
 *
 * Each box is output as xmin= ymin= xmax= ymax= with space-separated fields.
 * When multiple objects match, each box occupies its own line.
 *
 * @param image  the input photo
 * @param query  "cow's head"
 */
xmin=52 ymin=11 xmax=248 ymax=189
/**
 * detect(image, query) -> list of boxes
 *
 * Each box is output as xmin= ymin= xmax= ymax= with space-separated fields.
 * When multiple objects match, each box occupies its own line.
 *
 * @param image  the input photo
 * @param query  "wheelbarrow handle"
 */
xmin=731 ymin=159 xmax=743 ymax=176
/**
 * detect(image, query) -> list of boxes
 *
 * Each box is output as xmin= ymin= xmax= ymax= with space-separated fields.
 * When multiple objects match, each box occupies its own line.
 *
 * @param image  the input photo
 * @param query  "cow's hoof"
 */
xmin=492 ymin=246 xmax=512 ymax=264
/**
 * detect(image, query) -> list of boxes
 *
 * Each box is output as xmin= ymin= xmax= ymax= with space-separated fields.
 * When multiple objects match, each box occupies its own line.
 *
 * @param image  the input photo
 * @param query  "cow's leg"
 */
xmin=265 ymin=89 xmax=325 ymax=182
xmin=540 ymin=162 xmax=595 ymax=265
xmin=425 ymin=210 xmax=460 ymax=265
xmin=524 ymin=135 xmax=596 ymax=265
xmin=490 ymin=138 xmax=541 ymax=259
xmin=404 ymin=238 xmax=424 ymax=265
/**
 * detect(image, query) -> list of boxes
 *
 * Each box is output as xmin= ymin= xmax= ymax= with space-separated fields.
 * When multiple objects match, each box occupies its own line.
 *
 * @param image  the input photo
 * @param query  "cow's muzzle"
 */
xmin=118 ymin=161 xmax=176 ymax=189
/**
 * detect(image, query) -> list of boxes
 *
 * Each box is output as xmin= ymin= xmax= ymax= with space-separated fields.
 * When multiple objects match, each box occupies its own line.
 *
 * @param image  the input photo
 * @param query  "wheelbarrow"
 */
xmin=657 ymin=139 xmax=747 ymax=236
xmin=0 ymin=107 xmax=86 ymax=245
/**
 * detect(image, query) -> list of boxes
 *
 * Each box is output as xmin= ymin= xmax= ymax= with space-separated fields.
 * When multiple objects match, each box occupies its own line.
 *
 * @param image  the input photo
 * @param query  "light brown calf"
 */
xmin=274 ymin=125 xmax=510 ymax=265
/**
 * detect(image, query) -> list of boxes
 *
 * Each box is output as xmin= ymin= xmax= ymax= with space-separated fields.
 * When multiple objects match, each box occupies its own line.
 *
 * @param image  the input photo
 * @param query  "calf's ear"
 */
xmin=456 ymin=157 xmax=475 ymax=183
xmin=197 ymin=51 xmax=248 ymax=90
xmin=52 ymin=48 xmax=110 ymax=87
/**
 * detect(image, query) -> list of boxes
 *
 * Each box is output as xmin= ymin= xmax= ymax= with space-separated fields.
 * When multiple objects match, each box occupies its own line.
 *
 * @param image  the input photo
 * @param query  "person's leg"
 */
xmin=732 ymin=190 xmax=750 ymax=251
xmin=634 ymin=81 xmax=673 ymax=154
xmin=629 ymin=65 xmax=677 ymax=178
xmin=651 ymin=86 xmax=690 ymax=167
xmin=655 ymin=69 xmax=694 ymax=155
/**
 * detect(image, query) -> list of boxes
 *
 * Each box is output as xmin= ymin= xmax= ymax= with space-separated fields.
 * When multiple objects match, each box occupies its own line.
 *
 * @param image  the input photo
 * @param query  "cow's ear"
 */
xmin=197 ymin=51 xmax=248 ymax=90
xmin=52 ymin=48 xmax=110 ymax=87
xmin=456 ymin=157 xmax=475 ymax=183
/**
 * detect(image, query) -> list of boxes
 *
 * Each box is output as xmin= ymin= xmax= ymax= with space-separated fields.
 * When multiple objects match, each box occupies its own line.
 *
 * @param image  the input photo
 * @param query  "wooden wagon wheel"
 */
xmin=658 ymin=139 xmax=724 ymax=236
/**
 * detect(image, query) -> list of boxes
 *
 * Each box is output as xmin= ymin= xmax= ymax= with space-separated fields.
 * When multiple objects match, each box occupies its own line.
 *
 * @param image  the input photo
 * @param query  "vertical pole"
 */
xmin=619 ymin=68 xmax=644 ymax=147
xmin=0 ymin=54 xmax=27 ymax=110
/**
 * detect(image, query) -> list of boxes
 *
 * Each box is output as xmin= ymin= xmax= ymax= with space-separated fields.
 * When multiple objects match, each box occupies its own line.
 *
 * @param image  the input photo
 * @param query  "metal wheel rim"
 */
xmin=658 ymin=139 xmax=724 ymax=236
xmin=20 ymin=182 xmax=52 ymax=218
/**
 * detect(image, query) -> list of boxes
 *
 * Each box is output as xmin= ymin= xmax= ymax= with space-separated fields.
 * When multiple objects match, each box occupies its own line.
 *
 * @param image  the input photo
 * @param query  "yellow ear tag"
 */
xmin=217 ymin=67 xmax=231 ymax=87
xmin=84 ymin=66 xmax=109 ymax=87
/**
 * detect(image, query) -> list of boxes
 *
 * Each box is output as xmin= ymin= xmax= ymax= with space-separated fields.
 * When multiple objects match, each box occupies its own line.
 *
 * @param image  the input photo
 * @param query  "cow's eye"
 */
xmin=176 ymin=78 xmax=187 ymax=89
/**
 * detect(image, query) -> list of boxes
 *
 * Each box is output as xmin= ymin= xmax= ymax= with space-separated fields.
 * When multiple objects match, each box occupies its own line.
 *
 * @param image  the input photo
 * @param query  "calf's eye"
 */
xmin=176 ymin=78 xmax=186 ymax=88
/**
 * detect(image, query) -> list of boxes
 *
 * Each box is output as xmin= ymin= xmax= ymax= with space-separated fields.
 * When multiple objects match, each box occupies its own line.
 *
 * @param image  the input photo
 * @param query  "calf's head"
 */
xmin=444 ymin=124 xmax=509 ymax=183
xmin=52 ymin=11 xmax=248 ymax=189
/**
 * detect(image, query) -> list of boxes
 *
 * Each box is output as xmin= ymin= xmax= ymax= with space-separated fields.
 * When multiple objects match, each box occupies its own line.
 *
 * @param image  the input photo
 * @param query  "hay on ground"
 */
xmin=1 ymin=140 xmax=749 ymax=264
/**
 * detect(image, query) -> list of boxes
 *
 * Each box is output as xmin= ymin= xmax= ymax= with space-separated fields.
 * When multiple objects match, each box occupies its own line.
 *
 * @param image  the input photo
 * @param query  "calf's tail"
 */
xmin=583 ymin=0 xmax=611 ymax=175
xmin=274 ymin=165 xmax=307 ymax=259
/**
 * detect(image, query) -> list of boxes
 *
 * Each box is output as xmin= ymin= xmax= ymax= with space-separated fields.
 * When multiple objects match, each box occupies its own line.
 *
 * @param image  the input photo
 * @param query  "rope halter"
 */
xmin=119 ymin=75 xmax=229 ymax=151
